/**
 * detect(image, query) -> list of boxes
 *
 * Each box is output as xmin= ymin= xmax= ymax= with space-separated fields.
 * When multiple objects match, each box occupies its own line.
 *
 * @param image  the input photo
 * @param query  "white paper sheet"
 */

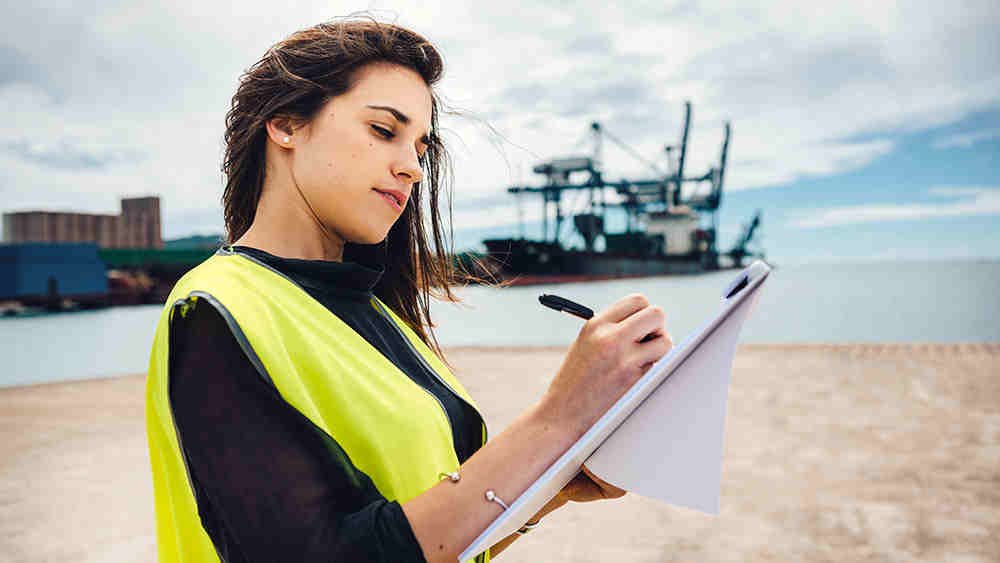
xmin=458 ymin=260 xmax=771 ymax=561
xmin=585 ymin=277 xmax=762 ymax=513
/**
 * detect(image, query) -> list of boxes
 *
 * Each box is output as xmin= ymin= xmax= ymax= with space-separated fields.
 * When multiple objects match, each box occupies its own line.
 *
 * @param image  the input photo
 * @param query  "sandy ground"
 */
xmin=1 ymin=343 xmax=998 ymax=562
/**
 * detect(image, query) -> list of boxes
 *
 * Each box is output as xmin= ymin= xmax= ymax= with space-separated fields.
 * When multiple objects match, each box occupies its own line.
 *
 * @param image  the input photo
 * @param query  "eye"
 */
xmin=371 ymin=124 xmax=394 ymax=139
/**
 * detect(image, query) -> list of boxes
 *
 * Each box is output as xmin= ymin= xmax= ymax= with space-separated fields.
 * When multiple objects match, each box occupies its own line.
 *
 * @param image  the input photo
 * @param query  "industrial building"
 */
xmin=2 ymin=196 xmax=162 ymax=249
xmin=0 ymin=196 xmax=166 ymax=311
xmin=0 ymin=243 xmax=108 ymax=308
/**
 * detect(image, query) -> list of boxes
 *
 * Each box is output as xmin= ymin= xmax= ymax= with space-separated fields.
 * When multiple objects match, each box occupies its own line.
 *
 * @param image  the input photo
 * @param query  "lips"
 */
xmin=373 ymin=188 xmax=406 ymax=210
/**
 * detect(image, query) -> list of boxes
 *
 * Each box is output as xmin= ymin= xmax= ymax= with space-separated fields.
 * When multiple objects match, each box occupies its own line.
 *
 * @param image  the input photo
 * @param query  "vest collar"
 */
xmin=219 ymin=244 xmax=384 ymax=299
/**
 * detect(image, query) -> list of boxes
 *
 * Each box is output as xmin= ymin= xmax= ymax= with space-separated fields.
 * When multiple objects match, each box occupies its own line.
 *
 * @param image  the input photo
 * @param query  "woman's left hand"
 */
xmin=559 ymin=463 xmax=627 ymax=503
xmin=491 ymin=464 xmax=628 ymax=558
xmin=489 ymin=464 xmax=625 ymax=558
xmin=525 ymin=465 xmax=626 ymax=531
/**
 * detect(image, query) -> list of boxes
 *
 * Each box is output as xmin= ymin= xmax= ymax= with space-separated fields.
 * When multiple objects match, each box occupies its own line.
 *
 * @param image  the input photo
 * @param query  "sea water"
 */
xmin=2 ymin=260 xmax=997 ymax=387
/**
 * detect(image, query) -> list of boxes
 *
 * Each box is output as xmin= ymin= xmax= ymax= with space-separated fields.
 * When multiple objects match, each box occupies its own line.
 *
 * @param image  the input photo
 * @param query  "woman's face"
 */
xmin=282 ymin=62 xmax=433 ymax=245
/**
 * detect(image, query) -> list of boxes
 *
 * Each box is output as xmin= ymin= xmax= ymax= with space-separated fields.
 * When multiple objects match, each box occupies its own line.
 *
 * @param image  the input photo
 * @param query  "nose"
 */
xmin=392 ymin=147 xmax=424 ymax=185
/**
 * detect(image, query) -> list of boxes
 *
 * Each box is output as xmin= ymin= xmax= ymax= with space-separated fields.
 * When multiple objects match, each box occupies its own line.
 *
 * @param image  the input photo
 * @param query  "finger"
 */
xmin=561 ymin=473 xmax=605 ymax=503
xmin=595 ymin=294 xmax=649 ymax=324
xmin=563 ymin=471 xmax=598 ymax=498
xmin=582 ymin=464 xmax=626 ymax=498
xmin=636 ymin=332 xmax=673 ymax=368
xmin=581 ymin=464 xmax=614 ymax=490
xmin=619 ymin=304 xmax=666 ymax=344
xmin=562 ymin=471 xmax=589 ymax=493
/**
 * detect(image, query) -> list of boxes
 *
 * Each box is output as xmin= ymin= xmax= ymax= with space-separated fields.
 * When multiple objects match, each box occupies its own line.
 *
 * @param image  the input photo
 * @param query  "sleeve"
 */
xmin=167 ymin=299 xmax=428 ymax=563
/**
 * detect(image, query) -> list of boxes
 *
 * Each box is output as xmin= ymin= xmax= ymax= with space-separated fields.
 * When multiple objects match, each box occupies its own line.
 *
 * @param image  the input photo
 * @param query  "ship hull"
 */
xmin=482 ymin=238 xmax=720 ymax=286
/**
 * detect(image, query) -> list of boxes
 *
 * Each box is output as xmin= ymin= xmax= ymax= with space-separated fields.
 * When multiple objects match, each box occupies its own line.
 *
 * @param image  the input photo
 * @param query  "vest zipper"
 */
xmin=371 ymin=298 xmax=487 ymax=444
xmin=217 ymin=246 xmax=487 ymax=444
xmin=215 ymin=247 xmax=489 ymax=562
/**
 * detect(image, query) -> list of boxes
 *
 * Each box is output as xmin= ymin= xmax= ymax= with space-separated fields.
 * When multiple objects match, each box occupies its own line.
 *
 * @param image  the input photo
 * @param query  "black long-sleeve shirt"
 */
xmin=168 ymin=244 xmax=484 ymax=563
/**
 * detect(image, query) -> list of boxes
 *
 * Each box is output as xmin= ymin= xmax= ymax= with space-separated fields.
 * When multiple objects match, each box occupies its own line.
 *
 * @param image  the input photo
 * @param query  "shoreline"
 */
xmin=1 ymin=341 xmax=996 ymax=391
xmin=2 ymin=343 xmax=998 ymax=562
xmin=3 ymin=342 xmax=999 ymax=391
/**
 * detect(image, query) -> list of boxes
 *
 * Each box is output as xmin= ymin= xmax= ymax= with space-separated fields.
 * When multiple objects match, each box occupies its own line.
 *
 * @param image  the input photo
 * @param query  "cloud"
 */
xmin=0 ymin=45 xmax=47 ymax=91
xmin=932 ymin=128 xmax=1000 ymax=149
xmin=4 ymin=138 xmax=143 ymax=171
xmin=0 ymin=0 xmax=998 ymax=242
xmin=446 ymin=0 xmax=1000 ymax=199
xmin=787 ymin=186 xmax=1000 ymax=229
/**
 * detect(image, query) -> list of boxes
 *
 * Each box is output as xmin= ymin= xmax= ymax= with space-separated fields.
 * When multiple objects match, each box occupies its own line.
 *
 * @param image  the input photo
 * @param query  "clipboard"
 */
xmin=460 ymin=260 xmax=772 ymax=561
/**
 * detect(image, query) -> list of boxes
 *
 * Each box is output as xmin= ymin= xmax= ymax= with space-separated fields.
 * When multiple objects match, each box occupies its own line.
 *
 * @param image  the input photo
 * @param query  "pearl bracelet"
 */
xmin=438 ymin=470 xmax=542 ymax=535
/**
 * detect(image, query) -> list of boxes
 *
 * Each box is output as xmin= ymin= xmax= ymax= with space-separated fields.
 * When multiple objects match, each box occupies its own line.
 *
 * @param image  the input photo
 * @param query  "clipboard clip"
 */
xmin=722 ymin=275 xmax=748 ymax=299
xmin=721 ymin=260 xmax=771 ymax=300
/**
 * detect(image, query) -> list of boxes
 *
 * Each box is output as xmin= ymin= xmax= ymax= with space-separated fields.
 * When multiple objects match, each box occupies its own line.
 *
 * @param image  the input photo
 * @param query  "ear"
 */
xmin=265 ymin=116 xmax=296 ymax=148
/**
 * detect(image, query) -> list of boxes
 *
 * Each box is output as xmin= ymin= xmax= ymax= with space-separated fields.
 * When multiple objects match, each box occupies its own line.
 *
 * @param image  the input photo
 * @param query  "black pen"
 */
xmin=538 ymin=294 xmax=594 ymax=320
xmin=539 ymin=294 xmax=658 ymax=342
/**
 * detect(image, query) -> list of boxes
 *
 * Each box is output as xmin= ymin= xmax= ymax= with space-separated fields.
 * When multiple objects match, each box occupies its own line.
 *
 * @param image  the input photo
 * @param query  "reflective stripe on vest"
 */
xmin=146 ymin=249 xmax=490 ymax=562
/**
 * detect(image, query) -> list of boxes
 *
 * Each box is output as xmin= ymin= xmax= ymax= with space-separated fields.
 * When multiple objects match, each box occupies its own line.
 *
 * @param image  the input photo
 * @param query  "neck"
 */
xmin=234 ymin=229 xmax=345 ymax=262
xmin=234 ymin=184 xmax=346 ymax=262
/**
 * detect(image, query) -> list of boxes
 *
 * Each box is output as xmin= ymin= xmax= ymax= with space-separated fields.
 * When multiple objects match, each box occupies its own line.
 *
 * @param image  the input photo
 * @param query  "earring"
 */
xmin=282 ymin=136 xmax=290 ymax=143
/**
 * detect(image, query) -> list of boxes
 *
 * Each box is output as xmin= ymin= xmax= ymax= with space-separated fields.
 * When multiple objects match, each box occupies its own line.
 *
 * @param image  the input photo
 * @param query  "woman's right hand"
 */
xmin=539 ymin=293 xmax=673 ymax=438
xmin=405 ymin=293 xmax=671 ymax=562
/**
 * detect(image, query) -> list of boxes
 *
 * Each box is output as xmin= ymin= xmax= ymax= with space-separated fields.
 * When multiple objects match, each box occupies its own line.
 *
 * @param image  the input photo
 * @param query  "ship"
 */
xmin=481 ymin=101 xmax=764 ymax=285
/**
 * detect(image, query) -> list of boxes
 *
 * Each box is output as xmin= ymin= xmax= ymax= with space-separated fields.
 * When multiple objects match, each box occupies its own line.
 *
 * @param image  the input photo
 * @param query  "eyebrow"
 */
xmin=366 ymin=104 xmax=432 ymax=146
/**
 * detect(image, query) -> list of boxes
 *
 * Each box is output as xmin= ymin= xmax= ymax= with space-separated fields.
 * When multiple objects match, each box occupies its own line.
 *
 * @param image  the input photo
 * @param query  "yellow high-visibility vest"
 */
xmin=146 ymin=247 xmax=489 ymax=562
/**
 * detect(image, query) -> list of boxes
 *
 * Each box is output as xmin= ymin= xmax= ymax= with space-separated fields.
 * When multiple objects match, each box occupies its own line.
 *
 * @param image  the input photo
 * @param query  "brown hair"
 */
xmin=221 ymin=16 xmax=485 ymax=356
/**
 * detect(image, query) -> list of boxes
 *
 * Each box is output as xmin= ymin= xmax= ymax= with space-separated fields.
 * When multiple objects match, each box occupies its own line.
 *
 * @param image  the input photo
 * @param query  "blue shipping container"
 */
xmin=0 ymin=243 xmax=109 ymax=299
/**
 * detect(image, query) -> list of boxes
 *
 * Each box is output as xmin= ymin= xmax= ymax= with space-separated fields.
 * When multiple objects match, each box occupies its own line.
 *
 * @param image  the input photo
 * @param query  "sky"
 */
xmin=1 ymin=1 xmax=998 ymax=265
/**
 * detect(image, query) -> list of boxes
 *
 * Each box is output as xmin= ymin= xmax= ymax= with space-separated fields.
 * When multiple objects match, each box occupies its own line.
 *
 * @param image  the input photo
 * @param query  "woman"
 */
xmin=146 ymin=18 xmax=672 ymax=563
